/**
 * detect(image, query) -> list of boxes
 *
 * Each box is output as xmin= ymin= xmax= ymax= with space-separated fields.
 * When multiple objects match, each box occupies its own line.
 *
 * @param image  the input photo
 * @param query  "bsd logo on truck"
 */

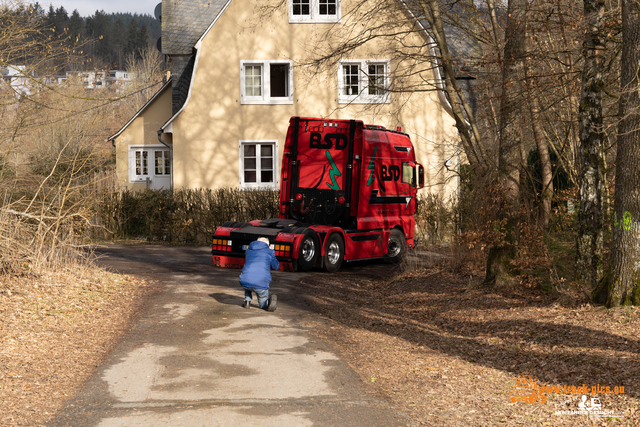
xmin=309 ymin=133 xmax=348 ymax=150
xmin=381 ymin=164 xmax=400 ymax=182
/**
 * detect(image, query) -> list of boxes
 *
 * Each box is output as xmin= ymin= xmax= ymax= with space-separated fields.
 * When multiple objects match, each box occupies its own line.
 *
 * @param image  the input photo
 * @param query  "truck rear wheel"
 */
xmin=323 ymin=234 xmax=344 ymax=273
xmin=295 ymin=229 xmax=319 ymax=271
xmin=384 ymin=229 xmax=406 ymax=264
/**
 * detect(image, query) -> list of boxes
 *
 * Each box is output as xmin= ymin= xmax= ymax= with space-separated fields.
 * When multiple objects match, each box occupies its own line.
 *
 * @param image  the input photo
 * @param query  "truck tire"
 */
xmin=384 ymin=229 xmax=406 ymax=264
xmin=294 ymin=229 xmax=319 ymax=271
xmin=323 ymin=233 xmax=344 ymax=273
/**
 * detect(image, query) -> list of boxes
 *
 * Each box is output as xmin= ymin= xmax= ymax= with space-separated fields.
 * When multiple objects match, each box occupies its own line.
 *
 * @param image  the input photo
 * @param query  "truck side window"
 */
xmin=401 ymin=163 xmax=416 ymax=187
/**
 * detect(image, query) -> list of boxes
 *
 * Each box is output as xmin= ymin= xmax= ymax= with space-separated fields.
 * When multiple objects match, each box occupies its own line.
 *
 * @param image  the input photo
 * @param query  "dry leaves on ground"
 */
xmin=298 ymin=260 xmax=639 ymax=427
xmin=0 ymin=266 xmax=151 ymax=426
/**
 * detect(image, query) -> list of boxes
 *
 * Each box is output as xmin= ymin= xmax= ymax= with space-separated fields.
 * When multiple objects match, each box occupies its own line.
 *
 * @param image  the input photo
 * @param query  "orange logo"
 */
xmin=509 ymin=375 xmax=547 ymax=404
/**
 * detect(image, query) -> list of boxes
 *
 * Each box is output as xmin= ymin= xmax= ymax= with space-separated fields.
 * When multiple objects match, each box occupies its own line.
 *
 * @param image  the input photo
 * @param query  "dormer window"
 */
xmin=289 ymin=0 xmax=340 ymax=23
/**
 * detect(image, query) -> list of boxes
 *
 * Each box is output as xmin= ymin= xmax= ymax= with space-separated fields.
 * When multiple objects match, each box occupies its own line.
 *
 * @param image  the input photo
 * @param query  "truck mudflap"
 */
xmin=211 ymin=254 xmax=295 ymax=272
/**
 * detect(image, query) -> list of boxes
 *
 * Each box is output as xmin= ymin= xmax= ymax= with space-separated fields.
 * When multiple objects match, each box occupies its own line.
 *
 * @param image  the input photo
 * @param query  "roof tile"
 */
xmin=161 ymin=0 xmax=230 ymax=54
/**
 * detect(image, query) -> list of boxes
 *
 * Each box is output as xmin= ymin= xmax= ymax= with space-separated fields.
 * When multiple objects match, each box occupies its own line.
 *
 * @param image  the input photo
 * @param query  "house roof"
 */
xmin=172 ymin=55 xmax=196 ymax=115
xmin=403 ymin=0 xmax=483 ymax=74
xmin=162 ymin=0 xmax=232 ymax=55
xmin=439 ymin=0 xmax=483 ymax=73
xmin=106 ymin=78 xmax=172 ymax=142
xmin=160 ymin=0 xmax=233 ymax=132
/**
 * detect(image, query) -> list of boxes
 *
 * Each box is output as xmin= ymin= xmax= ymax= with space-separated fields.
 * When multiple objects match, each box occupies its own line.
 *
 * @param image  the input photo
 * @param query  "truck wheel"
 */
xmin=323 ymin=234 xmax=344 ymax=273
xmin=295 ymin=229 xmax=319 ymax=271
xmin=384 ymin=229 xmax=406 ymax=264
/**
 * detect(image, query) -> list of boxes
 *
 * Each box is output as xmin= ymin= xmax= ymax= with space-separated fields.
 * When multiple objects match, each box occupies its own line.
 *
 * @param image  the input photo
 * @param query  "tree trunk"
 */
xmin=497 ymin=0 xmax=527 ymax=203
xmin=484 ymin=0 xmax=527 ymax=286
xmin=529 ymin=94 xmax=553 ymax=228
xmin=593 ymin=0 xmax=640 ymax=306
xmin=576 ymin=0 xmax=606 ymax=290
xmin=419 ymin=0 xmax=490 ymax=171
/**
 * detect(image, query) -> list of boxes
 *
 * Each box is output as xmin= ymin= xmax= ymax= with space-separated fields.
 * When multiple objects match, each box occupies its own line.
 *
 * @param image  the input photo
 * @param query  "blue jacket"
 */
xmin=239 ymin=240 xmax=279 ymax=290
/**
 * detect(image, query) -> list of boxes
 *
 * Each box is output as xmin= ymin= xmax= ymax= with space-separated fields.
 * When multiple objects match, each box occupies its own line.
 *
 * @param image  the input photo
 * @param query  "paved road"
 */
xmin=51 ymin=245 xmax=408 ymax=427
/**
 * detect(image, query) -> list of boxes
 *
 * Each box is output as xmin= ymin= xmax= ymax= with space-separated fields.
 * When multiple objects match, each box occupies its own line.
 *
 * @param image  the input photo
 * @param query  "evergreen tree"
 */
xmin=125 ymin=18 xmax=139 ymax=57
xmin=31 ymin=2 xmax=46 ymax=19
xmin=55 ymin=6 xmax=69 ymax=35
xmin=46 ymin=4 xmax=55 ymax=29
xmin=68 ymin=10 xmax=83 ymax=44
xmin=112 ymin=18 xmax=125 ymax=68
xmin=86 ymin=10 xmax=114 ymax=66
xmin=138 ymin=23 xmax=150 ymax=52
xmin=46 ymin=6 xmax=69 ymax=36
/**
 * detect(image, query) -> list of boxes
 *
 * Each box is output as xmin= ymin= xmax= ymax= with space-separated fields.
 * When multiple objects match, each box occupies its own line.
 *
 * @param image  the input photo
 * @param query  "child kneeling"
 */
xmin=239 ymin=237 xmax=279 ymax=311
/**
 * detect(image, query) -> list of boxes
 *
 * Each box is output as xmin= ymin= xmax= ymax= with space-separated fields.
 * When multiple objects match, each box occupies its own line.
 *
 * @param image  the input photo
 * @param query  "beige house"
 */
xmin=110 ymin=80 xmax=173 ymax=190
xmin=109 ymin=0 xmax=460 ymax=198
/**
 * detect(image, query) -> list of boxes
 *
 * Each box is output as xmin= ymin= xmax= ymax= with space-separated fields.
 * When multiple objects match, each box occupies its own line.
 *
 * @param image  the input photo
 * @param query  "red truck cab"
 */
xmin=212 ymin=117 xmax=424 ymax=272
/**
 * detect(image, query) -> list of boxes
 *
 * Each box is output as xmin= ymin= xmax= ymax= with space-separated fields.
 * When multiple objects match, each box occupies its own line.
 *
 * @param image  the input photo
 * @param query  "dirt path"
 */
xmin=49 ymin=245 xmax=407 ymax=427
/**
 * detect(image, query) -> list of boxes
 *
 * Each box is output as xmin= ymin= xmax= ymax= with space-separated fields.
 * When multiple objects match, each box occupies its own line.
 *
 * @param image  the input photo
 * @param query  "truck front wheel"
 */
xmin=294 ymin=229 xmax=319 ymax=271
xmin=384 ymin=229 xmax=406 ymax=264
xmin=323 ymin=234 xmax=344 ymax=273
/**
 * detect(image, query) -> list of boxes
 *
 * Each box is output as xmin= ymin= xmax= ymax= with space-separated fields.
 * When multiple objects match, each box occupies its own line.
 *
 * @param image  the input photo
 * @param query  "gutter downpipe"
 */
xmin=400 ymin=0 xmax=462 ymax=221
xmin=157 ymin=130 xmax=174 ymax=191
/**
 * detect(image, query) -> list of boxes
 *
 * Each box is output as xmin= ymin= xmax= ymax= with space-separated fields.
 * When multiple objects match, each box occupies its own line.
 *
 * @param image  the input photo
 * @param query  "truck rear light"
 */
xmin=212 ymin=239 xmax=232 ymax=252
xmin=274 ymin=244 xmax=291 ymax=258
xmin=296 ymin=193 xmax=302 ymax=201
xmin=338 ymin=196 xmax=345 ymax=204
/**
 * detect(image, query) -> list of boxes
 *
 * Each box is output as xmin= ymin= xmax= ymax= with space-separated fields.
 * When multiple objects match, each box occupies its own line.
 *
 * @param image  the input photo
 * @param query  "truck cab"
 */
xmin=212 ymin=117 xmax=424 ymax=272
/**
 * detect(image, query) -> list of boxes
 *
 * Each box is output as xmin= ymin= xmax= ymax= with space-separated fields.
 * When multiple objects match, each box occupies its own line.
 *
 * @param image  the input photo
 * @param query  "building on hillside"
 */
xmin=1 ymin=65 xmax=35 ymax=97
xmin=108 ymin=70 xmax=134 ymax=87
xmin=107 ymin=0 xmax=462 ymax=196
xmin=64 ymin=70 xmax=134 ymax=90
xmin=43 ymin=75 xmax=68 ymax=85
xmin=66 ymin=70 xmax=106 ymax=89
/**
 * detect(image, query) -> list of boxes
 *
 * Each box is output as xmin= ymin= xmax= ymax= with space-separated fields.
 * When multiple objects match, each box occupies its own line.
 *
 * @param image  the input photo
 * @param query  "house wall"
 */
xmin=171 ymin=0 xmax=460 ymax=200
xmin=115 ymin=86 xmax=173 ymax=190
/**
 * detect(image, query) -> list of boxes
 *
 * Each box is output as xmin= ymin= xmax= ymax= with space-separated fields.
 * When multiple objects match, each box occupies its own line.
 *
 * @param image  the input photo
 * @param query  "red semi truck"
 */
xmin=211 ymin=116 xmax=424 ymax=272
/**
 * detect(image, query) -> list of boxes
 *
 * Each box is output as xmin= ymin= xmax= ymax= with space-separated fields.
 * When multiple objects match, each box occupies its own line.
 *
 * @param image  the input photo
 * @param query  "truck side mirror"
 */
xmin=418 ymin=165 xmax=424 ymax=188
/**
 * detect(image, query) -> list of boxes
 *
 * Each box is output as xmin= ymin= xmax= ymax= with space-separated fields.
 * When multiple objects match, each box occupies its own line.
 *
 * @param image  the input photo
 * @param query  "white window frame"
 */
xmin=239 ymin=140 xmax=279 ymax=189
xmin=338 ymin=59 xmax=391 ymax=104
xmin=240 ymin=60 xmax=294 ymax=105
xmin=289 ymin=0 xmax=341 ymax=23
xmin=128 ymin=145 xmax=171 ymax=183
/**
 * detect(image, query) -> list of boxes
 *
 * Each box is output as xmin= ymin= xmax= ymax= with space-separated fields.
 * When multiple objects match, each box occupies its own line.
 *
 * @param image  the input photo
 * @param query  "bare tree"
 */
xmin=592 ymin=0 xmax=640 ymax=306
xmin=415 ymin=0 xmax=490 ymax=170
xmin=123 ymin=46 xmax=166 ymax=116
xmin=0 ymin=1 xmax=138 ymax=273
xmin=483 ymin=0 xmax=528 ymax=287
xmin=575 ymin=0 xmax=607 ymax=291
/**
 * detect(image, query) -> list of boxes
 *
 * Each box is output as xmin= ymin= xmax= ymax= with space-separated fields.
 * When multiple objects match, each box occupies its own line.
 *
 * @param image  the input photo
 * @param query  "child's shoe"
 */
xmin=267 ymin=294 xmax=277 ymax=312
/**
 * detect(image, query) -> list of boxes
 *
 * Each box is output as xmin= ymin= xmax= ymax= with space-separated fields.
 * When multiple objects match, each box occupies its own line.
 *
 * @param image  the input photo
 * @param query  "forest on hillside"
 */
xmin=31 ymin=2 xmax=161 ymax=71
